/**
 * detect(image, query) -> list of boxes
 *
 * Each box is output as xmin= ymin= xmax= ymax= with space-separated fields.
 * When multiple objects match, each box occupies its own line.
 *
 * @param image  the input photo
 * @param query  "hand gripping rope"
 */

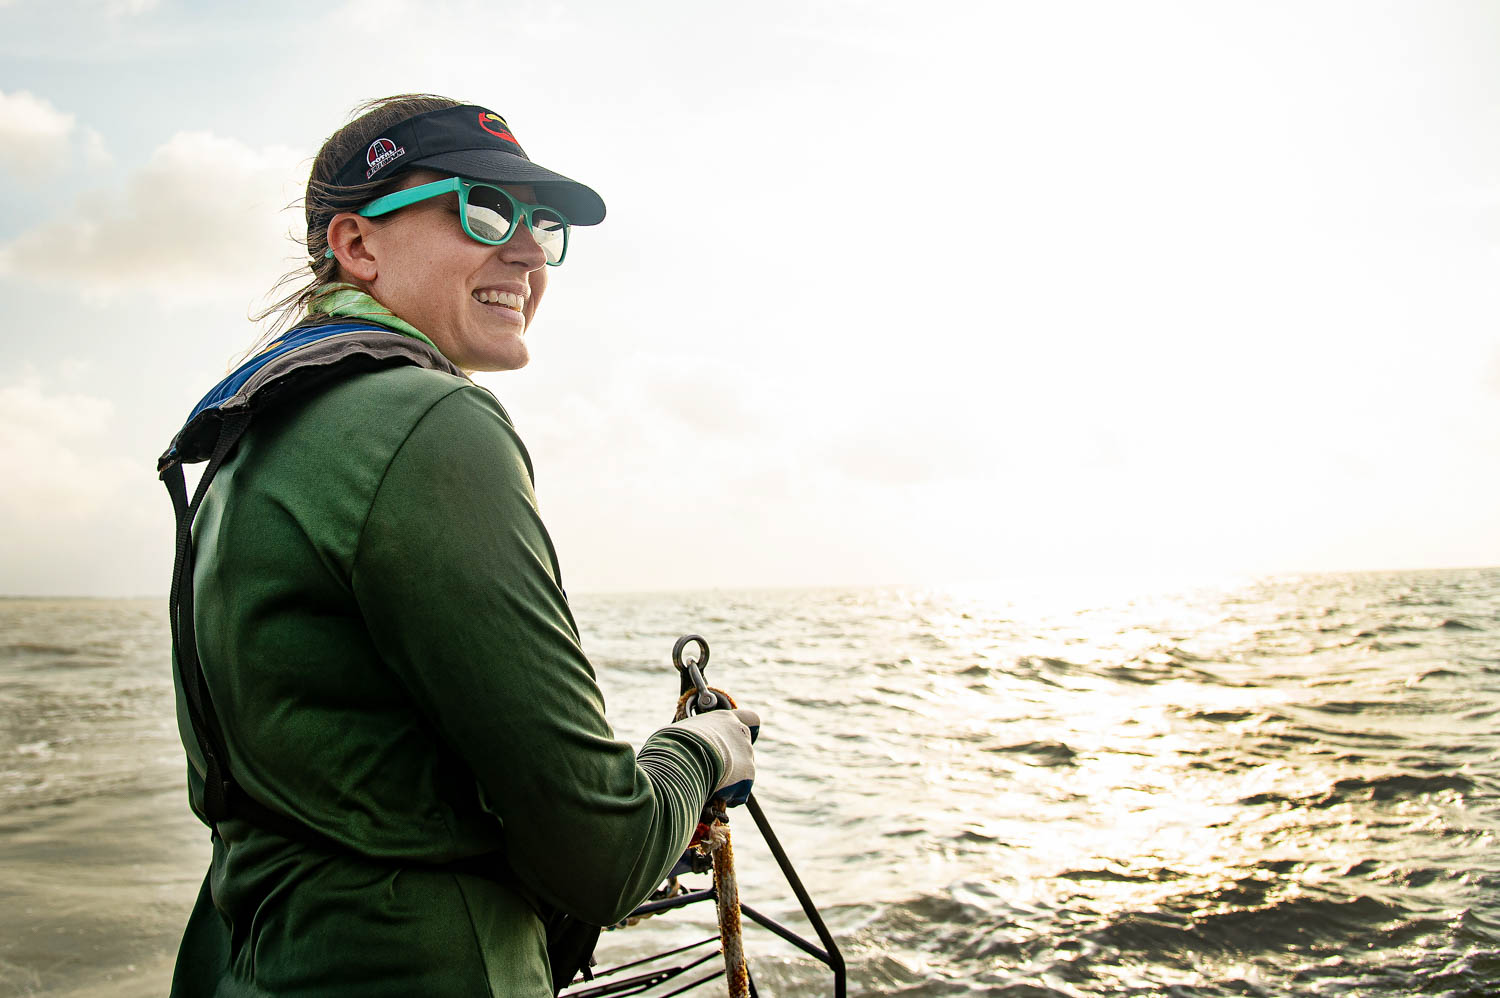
xmin=560 ymin=636 xmax=846 ymax=998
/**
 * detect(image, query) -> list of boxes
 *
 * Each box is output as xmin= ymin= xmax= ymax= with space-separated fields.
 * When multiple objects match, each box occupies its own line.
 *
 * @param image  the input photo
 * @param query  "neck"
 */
xmin=308 ymin=283 xmax=439 ymax=351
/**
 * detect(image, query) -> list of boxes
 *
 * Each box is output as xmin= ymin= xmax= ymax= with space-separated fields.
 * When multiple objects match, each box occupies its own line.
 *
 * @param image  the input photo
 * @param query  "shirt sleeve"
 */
xmin=350 ymin=384 xmax=718 ymax=926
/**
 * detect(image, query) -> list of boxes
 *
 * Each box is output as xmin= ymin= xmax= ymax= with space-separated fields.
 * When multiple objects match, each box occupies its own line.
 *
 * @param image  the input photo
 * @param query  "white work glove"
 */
xmin=670 ymin=708 xmax=760 ymax=807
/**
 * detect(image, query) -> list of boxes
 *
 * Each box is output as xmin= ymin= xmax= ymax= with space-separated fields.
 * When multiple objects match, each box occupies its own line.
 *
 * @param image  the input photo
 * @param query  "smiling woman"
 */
xmin=159 ymin=94 xmax=762 ymax=998
xmin=251 ymin=94 xmax=600 ymax=370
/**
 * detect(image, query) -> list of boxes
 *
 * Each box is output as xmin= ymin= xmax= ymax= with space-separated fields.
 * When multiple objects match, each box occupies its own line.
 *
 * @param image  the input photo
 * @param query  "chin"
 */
xmin=466 ymin=345 xmax=530 ymax=374
xmin=500 ymin=338 xmax=531 ymax=370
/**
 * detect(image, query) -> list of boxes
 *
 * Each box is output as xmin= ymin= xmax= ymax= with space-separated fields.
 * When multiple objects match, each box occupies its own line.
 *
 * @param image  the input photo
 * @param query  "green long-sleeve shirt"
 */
xmin=171 ymin=361 xmax=718 ymax=997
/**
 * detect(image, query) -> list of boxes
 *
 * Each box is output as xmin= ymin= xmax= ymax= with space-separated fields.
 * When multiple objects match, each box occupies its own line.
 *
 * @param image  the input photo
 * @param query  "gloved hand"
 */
xmin=670 ymin=708 xmax=760 ymax=807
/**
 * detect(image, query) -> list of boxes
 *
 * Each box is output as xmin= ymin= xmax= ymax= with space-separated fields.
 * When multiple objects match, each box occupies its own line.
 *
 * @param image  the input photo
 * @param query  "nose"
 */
xmin=498 ymin=219 xmax=548 ymax=270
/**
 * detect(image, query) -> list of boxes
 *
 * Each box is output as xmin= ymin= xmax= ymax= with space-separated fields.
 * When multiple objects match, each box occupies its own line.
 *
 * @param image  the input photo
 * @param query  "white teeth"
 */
xmin=473 ymin=289 xmax=523 ymax=310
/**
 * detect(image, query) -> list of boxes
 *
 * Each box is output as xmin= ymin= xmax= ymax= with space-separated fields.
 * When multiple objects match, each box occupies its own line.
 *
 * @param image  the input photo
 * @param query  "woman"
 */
xmin=165 ymin=94 xmax=759 ymax=997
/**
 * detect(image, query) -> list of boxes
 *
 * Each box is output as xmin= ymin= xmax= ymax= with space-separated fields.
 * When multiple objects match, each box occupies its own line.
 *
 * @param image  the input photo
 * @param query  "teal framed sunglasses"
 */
xmin=325 ymin=177 xmax=570 ymax=265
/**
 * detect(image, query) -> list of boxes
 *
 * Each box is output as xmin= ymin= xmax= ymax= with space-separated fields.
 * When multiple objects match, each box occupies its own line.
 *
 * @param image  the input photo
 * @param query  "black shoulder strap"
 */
xmin=163 ymin=409 xmax=248 ymax=825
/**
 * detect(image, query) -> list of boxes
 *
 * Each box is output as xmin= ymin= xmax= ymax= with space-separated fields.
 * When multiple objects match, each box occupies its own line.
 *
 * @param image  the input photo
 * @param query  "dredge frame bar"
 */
xmin=561 ymin=794 xmax=846 ymax=998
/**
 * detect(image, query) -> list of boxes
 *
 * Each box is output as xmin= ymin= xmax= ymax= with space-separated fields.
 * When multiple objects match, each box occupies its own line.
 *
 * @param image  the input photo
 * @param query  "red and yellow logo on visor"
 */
xmin=478 ymin=112 xmax=518 ymax=144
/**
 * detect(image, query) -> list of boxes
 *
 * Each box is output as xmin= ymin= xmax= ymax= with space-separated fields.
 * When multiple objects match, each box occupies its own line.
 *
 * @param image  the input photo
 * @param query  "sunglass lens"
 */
xmin=530 ymin=207 xmax=568 ymax=264
xmin=464 ymin=187 xmax=516 ymax=243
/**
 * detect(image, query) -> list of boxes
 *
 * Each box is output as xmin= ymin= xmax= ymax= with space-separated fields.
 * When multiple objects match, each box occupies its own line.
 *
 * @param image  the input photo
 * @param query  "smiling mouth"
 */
xmin=473 ymin=289 xmax=524 ymax=312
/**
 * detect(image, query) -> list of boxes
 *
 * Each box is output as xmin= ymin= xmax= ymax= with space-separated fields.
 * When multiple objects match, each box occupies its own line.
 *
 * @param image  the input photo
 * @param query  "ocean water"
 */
xmin=1 ymin=568 xmax=1497 ymax=997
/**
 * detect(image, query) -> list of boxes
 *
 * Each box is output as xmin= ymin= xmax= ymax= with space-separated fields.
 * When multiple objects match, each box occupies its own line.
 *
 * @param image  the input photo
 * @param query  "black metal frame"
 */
xmin=560 ymin=794 xmax=846 ymax=998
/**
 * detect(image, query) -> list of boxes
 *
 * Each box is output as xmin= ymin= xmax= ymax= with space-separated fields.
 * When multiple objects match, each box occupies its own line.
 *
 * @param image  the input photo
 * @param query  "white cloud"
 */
xmin=0 ymin=375 xmax=130 ymax=517
xmin=0 ymin=90 xmax=77 ymax=180
xmin=0 ymin=375 xmax=170 ymax=596
xmin=0 ymin=91 xmax=113 ymax=178
xmin=0 ymin=130 xmax=305 ymax=306
xmin=81 ymin=126 xmax=113 ymax=168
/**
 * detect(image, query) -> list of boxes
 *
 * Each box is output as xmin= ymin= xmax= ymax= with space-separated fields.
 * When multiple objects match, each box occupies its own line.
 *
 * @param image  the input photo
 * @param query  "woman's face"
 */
xmin=346 ymin=170 xmax=550 ymax=373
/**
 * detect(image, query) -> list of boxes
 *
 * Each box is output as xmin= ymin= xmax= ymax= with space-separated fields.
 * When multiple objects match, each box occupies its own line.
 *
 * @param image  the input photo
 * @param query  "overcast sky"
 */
xmin=2 ymin=0 xmax=1498 ymax=596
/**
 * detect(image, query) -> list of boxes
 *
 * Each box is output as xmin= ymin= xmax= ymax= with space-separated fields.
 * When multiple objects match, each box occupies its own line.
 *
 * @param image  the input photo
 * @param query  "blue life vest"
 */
xmin=160 ymin=320 xmax=461 ymax=472
xmin=158 ymin=320 xmax=461 ymax=830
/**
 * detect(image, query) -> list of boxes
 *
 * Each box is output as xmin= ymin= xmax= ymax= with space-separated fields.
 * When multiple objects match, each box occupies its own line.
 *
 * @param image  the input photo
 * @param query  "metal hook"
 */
xmin=672 ymin=634 xmax=718 ymax=713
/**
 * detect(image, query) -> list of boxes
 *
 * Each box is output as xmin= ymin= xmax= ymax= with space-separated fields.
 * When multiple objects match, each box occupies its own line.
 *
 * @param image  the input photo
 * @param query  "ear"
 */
xmin=326 ymin=213 xmax=380 ymax=282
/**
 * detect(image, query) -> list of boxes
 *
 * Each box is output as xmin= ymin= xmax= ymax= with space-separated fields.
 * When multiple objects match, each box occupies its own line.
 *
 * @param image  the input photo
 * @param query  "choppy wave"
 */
xmin=3 ymin=570 xmax=1499 ymax=995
